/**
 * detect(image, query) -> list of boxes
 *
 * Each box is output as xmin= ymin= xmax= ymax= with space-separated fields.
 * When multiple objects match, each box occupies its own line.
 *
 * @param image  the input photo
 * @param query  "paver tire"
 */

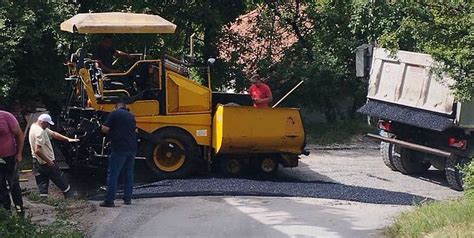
xmin=146 ymin=128 xmax=199 ymax=179
xmin=220 ymin=156 xmax=244 ymax=177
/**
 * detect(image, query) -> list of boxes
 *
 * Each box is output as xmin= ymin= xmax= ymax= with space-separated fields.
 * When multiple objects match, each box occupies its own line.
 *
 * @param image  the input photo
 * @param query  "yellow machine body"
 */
xmin=62 ymin=12 xmax=307 ymax=177
xmin=212 ymin=105 xmax=305 ymax=155
xmin=78 ymin=60 xmax=213 ymax=147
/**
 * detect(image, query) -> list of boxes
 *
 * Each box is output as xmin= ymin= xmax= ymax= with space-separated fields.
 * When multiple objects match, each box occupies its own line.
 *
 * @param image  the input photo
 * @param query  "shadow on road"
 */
xmin=408 ymin=169 xmax=450 ymax=187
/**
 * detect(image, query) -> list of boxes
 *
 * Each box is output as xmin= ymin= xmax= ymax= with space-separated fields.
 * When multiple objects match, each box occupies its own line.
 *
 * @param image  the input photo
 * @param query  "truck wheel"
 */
xmin=380 ymin=142 xmax=398 ymax=171
xmin=392 ymin=148 xmax=431 ymax=174
xmin=220 ymin=156 xmax=243 ymax=177
xmin=445 ymin=156 xmax=470 ymax=191
xmin=146 ymin=128 xmax=199 ymax=179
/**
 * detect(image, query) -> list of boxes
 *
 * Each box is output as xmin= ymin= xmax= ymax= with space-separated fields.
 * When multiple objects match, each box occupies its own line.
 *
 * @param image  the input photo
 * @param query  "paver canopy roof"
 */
xmin=60 ymin=12 xmax=176 ymax=34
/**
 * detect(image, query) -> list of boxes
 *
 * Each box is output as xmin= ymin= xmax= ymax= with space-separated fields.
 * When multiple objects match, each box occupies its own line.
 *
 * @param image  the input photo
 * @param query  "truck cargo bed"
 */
xmin=367 ymin=48 xmax=455 ymax=115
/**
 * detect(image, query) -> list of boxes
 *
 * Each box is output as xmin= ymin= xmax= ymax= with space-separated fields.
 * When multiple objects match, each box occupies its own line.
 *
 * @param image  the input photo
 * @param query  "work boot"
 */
xmin=99 ymin=201 xmax=115 ymax=207
xmin=64 ymin=190 xmax=78 ymax=199
xmin=15 ymin=205 xmax=25 ymax=217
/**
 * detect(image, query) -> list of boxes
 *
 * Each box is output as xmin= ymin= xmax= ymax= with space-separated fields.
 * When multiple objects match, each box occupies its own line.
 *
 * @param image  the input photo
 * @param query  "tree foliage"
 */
xmin=0 ymin=1 xmax=471 ymax=121
xmin=0 ymin=0 xmax=245 ymax=111
xmin=220 ymin=0 xmax=472 ymax=121
xmin=0 ymin=1 xmax=76 ymax=112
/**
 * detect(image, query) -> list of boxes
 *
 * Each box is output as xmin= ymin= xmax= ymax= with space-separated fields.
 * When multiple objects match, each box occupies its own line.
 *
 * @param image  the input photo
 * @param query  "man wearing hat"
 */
xmin=28 ymin=114 xmax=79 ymax=198
xmin=249 ymin=74 xmax=273 ymax=108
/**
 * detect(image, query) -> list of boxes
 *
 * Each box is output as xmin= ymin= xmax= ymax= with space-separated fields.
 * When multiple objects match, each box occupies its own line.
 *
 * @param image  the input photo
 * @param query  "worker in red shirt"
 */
xmin=249 ymin=74 xmax=273 ymax=108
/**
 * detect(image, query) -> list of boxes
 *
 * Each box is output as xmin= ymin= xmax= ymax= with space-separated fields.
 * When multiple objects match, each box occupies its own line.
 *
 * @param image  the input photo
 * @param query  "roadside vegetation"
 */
xmin=0 ymin=190 xmax=84 ymax=238
xmin=385 ymin=162 xmax=474 ymax=238
xmin=0 ymin=202 xmax=83 ymax=238
xmin=306 ymin=119 xmax=374 ymax=145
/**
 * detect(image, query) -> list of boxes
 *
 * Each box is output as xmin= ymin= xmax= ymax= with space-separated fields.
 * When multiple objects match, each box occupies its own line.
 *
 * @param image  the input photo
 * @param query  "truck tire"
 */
xmin=445 ymin=156 xmax=470 ymax=191
xmin=380 ymin=142 xmax=398 ymax=171
xmin=392 ymin=148 xmax=431 ymax=174
xmin=146 ymin=128 xmax=199 ymax=179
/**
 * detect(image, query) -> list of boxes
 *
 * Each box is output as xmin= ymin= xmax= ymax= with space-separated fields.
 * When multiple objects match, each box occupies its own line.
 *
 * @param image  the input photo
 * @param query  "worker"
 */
xmin=95 ymin=35 xmax=135 ymax=74
xmin=0 ymin=110 xmax=25 ymax=215
xmin=249 ymin=74 xmax=273 ymax=108
xmin=100 ymin=102 xmax=137 ymax=207
xmin=29 ymin=114 xmax=79 ymax=198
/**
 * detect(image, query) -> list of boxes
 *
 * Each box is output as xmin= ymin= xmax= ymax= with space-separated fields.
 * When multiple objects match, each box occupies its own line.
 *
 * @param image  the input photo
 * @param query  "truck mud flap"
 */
xmin=366 ymin=133 xmax=452 ymax=158
xmin=358 ymin=100 xmax=454 ymax=131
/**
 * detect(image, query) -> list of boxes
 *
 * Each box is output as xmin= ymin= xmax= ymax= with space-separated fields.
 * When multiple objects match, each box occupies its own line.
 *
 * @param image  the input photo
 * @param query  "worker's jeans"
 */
xmin=105 ymin=150 xmax=135 ymax=203
xmin=0 ymin=156 xmax=23 ymax=211
xmin=33 ymin=159 xmax=70 ymax=195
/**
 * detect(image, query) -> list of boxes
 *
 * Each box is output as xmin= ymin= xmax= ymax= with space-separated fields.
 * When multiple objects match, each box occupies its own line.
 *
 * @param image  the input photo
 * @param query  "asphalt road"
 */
xmin=87 ymin=143 xmax=462 ymax=238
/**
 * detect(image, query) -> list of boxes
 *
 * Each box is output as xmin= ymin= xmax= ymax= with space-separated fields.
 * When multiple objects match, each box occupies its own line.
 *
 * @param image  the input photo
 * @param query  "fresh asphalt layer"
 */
xmin=90 ymin=176 xmax=429 ymax=206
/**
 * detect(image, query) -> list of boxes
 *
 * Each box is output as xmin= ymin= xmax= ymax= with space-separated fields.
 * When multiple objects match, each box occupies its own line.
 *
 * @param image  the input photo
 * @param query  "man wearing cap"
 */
xmin=99 ymin=102 xmax=137 ymax=207
xmin=28 ymin=114 xmax=79 ymax=198
xmin=0 ymin=110 xmax=25 ymax=214
xmin=249 ymin=74 xmax=273 ymax=108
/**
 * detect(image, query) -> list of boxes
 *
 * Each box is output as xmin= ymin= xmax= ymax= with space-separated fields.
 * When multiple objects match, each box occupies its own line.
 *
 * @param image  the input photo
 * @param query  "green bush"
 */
xmin=306 ymin=120 xmax=374 ymax=145
xmin=463 ymin=160 xmax=474 ymax=198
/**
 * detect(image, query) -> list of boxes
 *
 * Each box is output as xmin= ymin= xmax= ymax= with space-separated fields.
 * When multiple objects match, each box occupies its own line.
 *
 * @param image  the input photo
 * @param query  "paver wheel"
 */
xmin=445 ymin=156 xmax=470 ymax=191
xmin=146 ymin=128 xmax=199 ymax=179
xmin=257 ymin=156 xmax=279 ymax=175
xmin=220 ymin=156 xmax=243 ymax=177
xmin=392 ymin=148 xmax=431 ymax=174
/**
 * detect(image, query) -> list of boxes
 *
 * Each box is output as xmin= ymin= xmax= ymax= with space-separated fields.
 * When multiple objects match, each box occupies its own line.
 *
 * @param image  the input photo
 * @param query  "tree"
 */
xmin=0 ymin=1 xmax=77 ymax=112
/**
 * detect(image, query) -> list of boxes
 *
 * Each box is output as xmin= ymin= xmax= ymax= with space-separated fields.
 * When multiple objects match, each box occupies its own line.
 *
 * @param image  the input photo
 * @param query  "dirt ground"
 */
xmin=19 ymin=171 xmax=99 ymax=234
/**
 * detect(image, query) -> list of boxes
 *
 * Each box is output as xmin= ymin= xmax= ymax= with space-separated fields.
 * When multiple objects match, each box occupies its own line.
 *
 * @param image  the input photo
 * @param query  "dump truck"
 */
xmin=357 ymin=46 xmax=473 ymax=191
xmin=56 ymin=12 xmax=308 ymax=178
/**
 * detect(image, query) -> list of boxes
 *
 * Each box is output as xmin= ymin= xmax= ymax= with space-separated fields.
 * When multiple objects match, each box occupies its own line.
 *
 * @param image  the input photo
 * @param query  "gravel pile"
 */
xmin=358 ymin=100 xmax=453 ymax=131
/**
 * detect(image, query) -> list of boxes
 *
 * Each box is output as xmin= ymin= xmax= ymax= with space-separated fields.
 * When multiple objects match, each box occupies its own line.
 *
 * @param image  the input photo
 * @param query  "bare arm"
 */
xmin=101 ymin=125 xmax=110 ymax=134
xmin=96 ymin=60 xmax=121 ymax=73
xmin=115 ymin=50 xmax=133 ymax=60
xmin=257 ymin=95 xmax=273 ymax=104
xmin=11 ymin=125 xmax=24 ymax=162
xmin=256 ymin=89 xmax=273 ymax=104
xmin=34 ymin=144 xmax=54 ymax=167
xmin=50 ymin=130 xmax=79 ymax=143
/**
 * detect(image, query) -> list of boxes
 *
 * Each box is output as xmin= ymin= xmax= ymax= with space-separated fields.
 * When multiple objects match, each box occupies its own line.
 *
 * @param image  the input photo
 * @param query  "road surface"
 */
xmin=88 ymin=144 xmax=461 ymax=238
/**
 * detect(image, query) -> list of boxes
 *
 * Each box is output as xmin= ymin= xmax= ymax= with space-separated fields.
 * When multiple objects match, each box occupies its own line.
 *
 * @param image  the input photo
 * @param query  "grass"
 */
xmin=0 ymin=192 xmax=85 ymax=237
xmin=305 ymin=120 xmax=375 ymax=145
xmin=0 ymin=209 xmax=84 ymax=238
xmin=385 ymin=197 xmax=474 ymax=238
xmin=26 ymin=191 xmax=70 ymax=209
xmin=385 ymin=161 xmax=474 ymax=238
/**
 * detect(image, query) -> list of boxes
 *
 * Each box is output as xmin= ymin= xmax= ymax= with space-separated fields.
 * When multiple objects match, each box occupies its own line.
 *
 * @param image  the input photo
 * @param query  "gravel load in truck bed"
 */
xmin=358 ymin=100 xmax=454 ymax=131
